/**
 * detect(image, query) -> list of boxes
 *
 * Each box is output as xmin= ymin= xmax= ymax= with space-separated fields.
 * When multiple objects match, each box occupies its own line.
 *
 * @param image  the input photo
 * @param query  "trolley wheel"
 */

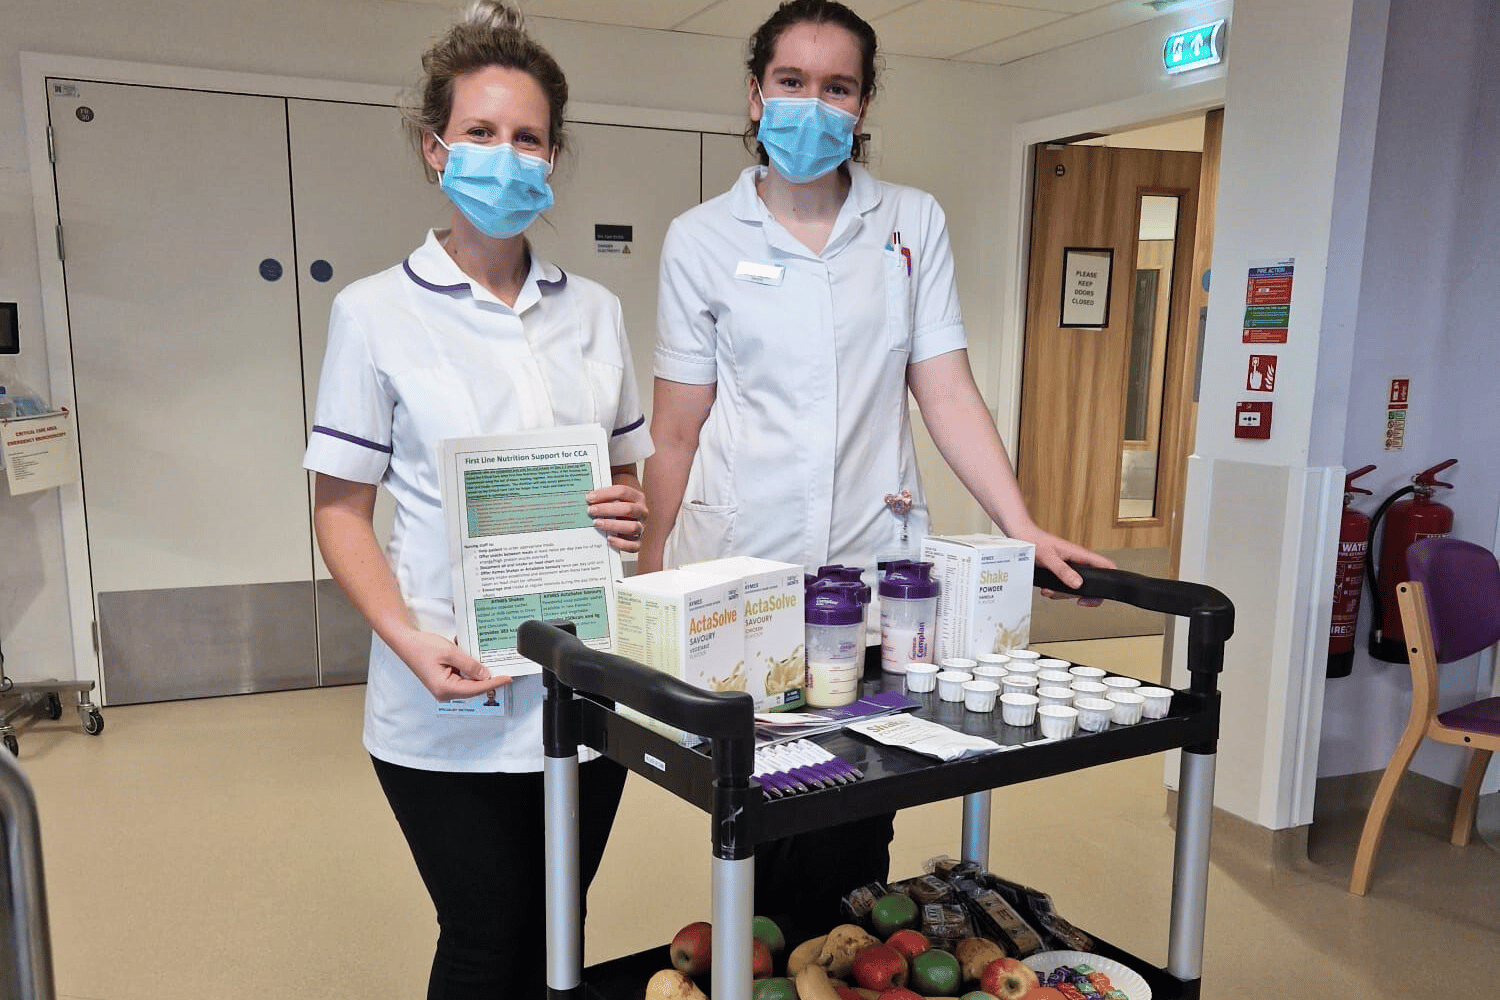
xmin=83 ymin=710 xmax=105 ymax=736
xmin=3 ymin=734 xmax=17 ymax=755
xmin=45 ymin=693 xmax=64 ymax=720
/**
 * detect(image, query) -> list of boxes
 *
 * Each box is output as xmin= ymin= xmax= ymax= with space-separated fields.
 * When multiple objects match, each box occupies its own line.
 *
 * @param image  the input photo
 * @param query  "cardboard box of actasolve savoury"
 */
xmin=684 ymin=555 xmax=806 ymax=711
xmin=613 ymin=569 xmax=744 ymax=745
xmin=920 ymin=534 xmax=1035 ymax=660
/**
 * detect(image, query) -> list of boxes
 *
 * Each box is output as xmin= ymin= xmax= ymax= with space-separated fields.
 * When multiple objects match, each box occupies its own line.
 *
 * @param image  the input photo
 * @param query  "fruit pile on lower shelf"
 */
xmin=645 ymin=860 xmax=1137 ymax=1000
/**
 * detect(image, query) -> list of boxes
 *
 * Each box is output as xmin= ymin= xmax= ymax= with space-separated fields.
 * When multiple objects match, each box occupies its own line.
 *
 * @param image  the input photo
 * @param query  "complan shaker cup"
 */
xmin=879 ymin=559 xmax=939 ymax=674
xmin=804 ymin=588 xmax=865 ymax=707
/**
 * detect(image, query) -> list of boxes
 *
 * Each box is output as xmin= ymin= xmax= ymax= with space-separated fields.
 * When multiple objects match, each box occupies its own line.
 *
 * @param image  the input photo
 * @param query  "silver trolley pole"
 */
xmin=1167 ymin=747 xmax=1216 ymax=982
xmin=1 ymin=747 xmax=56 ymax=1000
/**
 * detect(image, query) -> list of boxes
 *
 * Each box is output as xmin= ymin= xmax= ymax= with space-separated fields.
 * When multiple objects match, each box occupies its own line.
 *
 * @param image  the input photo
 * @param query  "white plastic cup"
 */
xmin=1000 ymin=692 xmax=1039 ymax=727
xmin=1037 ymin=685 xmax=1074 ymax=708
xmin=1137 ymin=686 xmax=1174 ymax=719
xmin=1108 ymin=691 xmax=1145 ymax=725
xmin=903 ymin=662 xmax=939 ymax=693
xmin=940 ymin=657 xmax=978 ymax=673
xmin=1068 ymin=665 xmax=1107 ymax=681
xmin=1037 ymin=705 xmax=1079 ymax=740
xmin=972 ymin=664 xmax=1008 ymax=682
xmin=1035 ymin=658 xmax=1072 ymax=671
xmin=1070 ymin=679 xmax=1108 ymax=699
xmin=1102 ymin=675 xmax=1143 ymax=696
xmin=1002 ymin=674 xmax=1039 ymax=696
xmin=963 ymin=679 xmax=1000 ymax=713
xmin=1004 ymin=661 xmax=1041 ymax=678
xmin=976 ymin=652 xmax=1012 ymax=669
xmin=1037 ymin=669 xmax=1074 ymax=688
xmin=1005 ymin=649 xmax=1042 ymax=661
xmin=1075 ymin=697 xmax=1114 ymax=732
xmin=937 ymin=670 xmax=973 ymax=702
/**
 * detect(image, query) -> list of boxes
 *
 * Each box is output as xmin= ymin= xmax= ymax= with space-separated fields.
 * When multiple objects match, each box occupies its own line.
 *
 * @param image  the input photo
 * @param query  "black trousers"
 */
xmin=753 ymin=812 xmax=896 ymax=948
xmin=372 ymin=755 xmax=627 ymax=1000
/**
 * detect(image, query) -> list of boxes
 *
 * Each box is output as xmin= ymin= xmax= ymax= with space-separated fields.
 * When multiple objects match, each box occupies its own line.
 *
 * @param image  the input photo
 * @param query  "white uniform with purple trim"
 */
xmin=656 ymin=164 xmax=967 ymax=580
xmin=303 ymin=230 xmax=652 ymax=772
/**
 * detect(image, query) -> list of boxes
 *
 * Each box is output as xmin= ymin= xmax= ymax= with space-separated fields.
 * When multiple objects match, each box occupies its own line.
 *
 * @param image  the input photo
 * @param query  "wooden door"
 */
xmin=1017 ymin=145 xmax=1201 ymax=558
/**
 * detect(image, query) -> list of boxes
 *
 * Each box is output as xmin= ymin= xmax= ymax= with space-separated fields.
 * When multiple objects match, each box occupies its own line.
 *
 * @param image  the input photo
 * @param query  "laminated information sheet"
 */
xmin=438 ymin=424 xmax=620 ymax=688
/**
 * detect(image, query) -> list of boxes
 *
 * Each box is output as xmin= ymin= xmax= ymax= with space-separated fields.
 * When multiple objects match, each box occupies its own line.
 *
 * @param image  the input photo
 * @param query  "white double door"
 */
xmin=48 ymin=77 xmax=748 ymax=703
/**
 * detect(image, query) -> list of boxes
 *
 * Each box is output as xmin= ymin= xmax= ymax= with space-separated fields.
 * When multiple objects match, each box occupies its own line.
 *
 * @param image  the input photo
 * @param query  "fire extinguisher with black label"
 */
xmin=1327 ymin=464 xmax=1375 ymax=678
xmin=1366 ymin=459 xmax=1457 ymax=663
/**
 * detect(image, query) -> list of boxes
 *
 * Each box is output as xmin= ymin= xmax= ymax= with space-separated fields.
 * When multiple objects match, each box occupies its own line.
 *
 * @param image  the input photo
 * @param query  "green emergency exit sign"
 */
xmin=1163 ymin=20 xmax=1226 ymax=75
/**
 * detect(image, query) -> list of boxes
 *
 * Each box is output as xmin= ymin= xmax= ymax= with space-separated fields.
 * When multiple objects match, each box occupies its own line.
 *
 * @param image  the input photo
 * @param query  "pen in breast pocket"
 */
xmin=889 ymin=230 xmax=912 ymax=276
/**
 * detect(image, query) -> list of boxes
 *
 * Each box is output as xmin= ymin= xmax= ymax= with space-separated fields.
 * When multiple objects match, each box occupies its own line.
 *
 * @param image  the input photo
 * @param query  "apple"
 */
xmin=752 ymin=977 xmax=799 ymax=1000
xmin=960 ymin=993 xmax=1001 ymax=1000
xmin=670 ymin=921 xmax=712 ymax=976
xmin=910 ymin=949 xmax=962 ymax=996
xmin=979 ymin=957 xmax=1038 ymax=1000
xmin=753 ymin=938 xmax=774 ymax=979
xmin=1018 ymin=989 xmax=1068 ymax=1000
xmin=877 ymin=989 xmax=923 ymax=1000
xmin=852 ymin=943 xmax=909 ymax=992
xmin=753 ymin=915 xmax=787 ymax=958
xmin=885 ymin=928 xmax=931 ymax=962
xmin=834 ymin=988 xmax=865 ymax=1000
xmin=870 ymin=892 xmax=921 ymax=937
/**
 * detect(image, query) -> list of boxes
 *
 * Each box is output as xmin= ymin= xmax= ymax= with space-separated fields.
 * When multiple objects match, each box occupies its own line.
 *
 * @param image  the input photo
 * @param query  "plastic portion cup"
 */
xmin=1108 ymin=690 xmax=1145 ymax=725
xmin=1137 ymin=686 xmax=1174 ymax=719
xmin=1037 ymin=704 xmax=1079 ymax=740
xmin=1070 ymin=680 xmax=1108 ymax=700
xmin=976 ymin=652 xmax=1012 ymax=668
xmin=1068 ymin=665 xmax=1107 ymax=681
xmin=1075 ymin=697 xmax=1114 ymax=733
xmin=1102 ymin=675 xmax=1143 ymax=695
xmin=1001 ymin=675 xmax=1039 ymax=696
xmin=1000 ymin=692 xmax=1039 ymax=727
xmin=940 ymin=657 xmax=978 ymax=672
xmin=1037 ymin=669 xmax=1074 ymax=688
xmin=937 ymin=670 xmax=973 ymax=702
xmin=1004 ymin=661 xmax=1041 ymax=678
xmin=1037 ymin=685 xmax=1074 ymax=708
xmin=1005 ymin=649 xmax=1042 ymax=661
xmin=903 ymin=662 xmax=939 ymax=693
xmin=1035 ymin=658 xmax=1072 ymax=671
xmin=962 ymin=679 xmax=1000 ymax=713
xmin=972 ymin=665 xmax=1008 ymax=681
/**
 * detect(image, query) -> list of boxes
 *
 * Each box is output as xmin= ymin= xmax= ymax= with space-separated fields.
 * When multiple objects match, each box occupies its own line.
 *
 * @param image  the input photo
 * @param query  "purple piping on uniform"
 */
xmin=403 ymin=258 xmax=470 ymax=293
xmin=537 ymin=269 xmax=569 ymax=292
xmin=311 ymin=425 xmax=393 ymax=454
xmin=612 ymin=414 xmax=645 ymax=437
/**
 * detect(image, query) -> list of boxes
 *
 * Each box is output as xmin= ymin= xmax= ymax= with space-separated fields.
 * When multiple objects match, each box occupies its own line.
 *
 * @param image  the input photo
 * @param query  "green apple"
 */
xmin=752 ymin=914 xmax=786 ymax=957
xmin=870 ymin=892 xmax=920 ymax=936
xmin=910 ymin=948 xmax=962 ymax=997
xmin=753 ymin=976 xmax=797 ymax=1000
xmin=961 ymin=993 xmax=1001 ymax=1000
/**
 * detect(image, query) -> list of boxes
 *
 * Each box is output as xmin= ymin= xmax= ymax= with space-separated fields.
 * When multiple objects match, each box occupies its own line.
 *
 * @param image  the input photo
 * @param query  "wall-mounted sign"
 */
xmin=594 ymin=223 xmax=634 ymax=256
xmin=1385 ymin=377 xmax=1410 ymax=451
xmin=2 ymin=409 xmax=80 ymax=494
xmin=1242 ymin=257 xmax=1294 ymax=344
xmin=1059 ymin=246 xmax=1113 ymax=328
xmin=1163 ymin=20 xmax=1226 ymax=75
xmin=1246 ymin=354 xmax=1276 ymax=392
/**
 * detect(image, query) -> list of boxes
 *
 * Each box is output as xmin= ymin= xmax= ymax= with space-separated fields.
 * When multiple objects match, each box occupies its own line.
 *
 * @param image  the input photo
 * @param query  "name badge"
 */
xmin=735 ymin=261 xmax=785 ymax=286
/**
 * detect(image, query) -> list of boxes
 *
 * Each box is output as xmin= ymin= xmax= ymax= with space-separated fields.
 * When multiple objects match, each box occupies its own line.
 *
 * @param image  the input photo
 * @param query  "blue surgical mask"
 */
xmin=433 ymin=136 xmax=555 ymax=239
xmin=755 ymin=82 xmax=859 ymax=184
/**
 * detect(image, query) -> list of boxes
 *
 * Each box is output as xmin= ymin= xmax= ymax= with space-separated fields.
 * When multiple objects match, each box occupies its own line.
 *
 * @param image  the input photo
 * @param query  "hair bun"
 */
xmin=464 ymin=0 xmax=525 ymax=33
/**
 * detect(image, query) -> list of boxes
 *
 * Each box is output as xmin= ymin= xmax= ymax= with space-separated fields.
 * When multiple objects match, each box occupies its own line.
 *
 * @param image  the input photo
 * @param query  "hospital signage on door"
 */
xmin=594 ymin=223 xmax=633 ymax=256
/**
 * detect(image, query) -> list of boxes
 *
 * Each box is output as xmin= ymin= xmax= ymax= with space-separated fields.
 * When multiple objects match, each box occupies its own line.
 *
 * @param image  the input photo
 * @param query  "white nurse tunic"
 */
xmin=656 ymin=164 xmax=967 ymax=578
xmin=304 ymin=231 xmax=652 ymax=772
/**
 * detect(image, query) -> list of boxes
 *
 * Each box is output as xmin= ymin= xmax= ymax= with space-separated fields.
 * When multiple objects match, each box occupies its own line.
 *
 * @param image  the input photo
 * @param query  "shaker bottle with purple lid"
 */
xmin=805 ymin=588 xmax=865 ymax=707
xmin=879 ymin=559 xmax=939 ymax=674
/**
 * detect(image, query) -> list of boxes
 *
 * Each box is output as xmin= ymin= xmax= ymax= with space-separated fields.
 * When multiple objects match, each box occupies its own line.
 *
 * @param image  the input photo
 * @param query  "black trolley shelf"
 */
xmin=520 ymin=565 xmax=1233 ymax=1000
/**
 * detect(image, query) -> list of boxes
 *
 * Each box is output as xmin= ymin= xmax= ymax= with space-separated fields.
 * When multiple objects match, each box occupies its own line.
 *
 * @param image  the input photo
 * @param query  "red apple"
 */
xmin=834 ymin=988 xmax=864 ymax=1000
xmin=885 ymin=928 xmax=931 ymax=962
xmin=852 ymin=943 xmax=908 ymax=992
xmin=878 ymin=989 xmax=924 ymax=1000
xmin=753 ymin=938 xmax=774 ymax=979
xmin=979 ymin=957 xmax=1038 ymax=1000
xmin=1018 ymin=989 xmax=1068 ymax=1000
xmin=670 ymin=921 xmax=712 ymax=976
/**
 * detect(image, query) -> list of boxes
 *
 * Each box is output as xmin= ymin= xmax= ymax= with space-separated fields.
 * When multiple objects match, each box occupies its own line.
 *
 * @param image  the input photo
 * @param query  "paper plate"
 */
xmin=1025 ymin=950 xmax=1153 ymax=1000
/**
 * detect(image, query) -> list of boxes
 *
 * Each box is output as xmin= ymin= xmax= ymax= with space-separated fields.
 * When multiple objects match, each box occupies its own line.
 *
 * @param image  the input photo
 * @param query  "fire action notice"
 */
xmin=1243 ymin=258 xmax=1294 ymax=344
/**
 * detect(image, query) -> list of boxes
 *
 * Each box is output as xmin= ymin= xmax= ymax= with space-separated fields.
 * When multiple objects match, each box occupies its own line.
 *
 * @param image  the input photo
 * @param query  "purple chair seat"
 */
xmin=1439 ymin=696 xmax=1500 ymax=736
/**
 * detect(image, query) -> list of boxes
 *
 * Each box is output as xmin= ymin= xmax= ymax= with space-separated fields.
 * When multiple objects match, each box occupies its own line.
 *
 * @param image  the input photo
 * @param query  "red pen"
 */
xmin=891 ymin=231 xmax=912 ymax=275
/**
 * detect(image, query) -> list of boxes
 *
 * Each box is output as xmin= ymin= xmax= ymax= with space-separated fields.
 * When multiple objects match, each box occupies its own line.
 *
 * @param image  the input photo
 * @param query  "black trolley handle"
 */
xmin=1035 ymin=564 xmax=1235 ymax=692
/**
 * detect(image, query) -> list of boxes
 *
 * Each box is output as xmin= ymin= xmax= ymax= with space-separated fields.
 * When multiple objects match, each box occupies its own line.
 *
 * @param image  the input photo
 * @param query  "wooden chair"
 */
xmin=1349 ymin=536 xmax=1500 ymax=895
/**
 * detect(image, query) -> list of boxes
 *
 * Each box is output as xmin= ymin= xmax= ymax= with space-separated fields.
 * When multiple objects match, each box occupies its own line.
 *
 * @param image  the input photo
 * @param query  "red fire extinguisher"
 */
xmin=1366 ymin=459 xmax=1457 ymax=663
xmin=1327 ymin=465 xmax=1375 ymax=678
